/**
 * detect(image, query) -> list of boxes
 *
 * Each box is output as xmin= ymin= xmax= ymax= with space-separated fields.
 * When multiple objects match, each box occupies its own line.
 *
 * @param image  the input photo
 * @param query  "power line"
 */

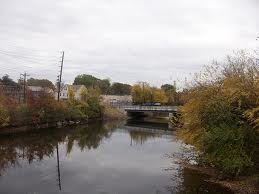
xmin=0 ymin=39 xmax=60 ymax=54
xmin=0 ymin=50 xmax=58 ymax=64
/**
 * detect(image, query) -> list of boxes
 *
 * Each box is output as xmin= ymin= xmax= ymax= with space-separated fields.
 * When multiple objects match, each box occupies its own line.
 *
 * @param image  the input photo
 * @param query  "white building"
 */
xmin=101 ymin=95 xmax=132 ymax=106
xmin=56 ymin=84 xmax=87 ymax=101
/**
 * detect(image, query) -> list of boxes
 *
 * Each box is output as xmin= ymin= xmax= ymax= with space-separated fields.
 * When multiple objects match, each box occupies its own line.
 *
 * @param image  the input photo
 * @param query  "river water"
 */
xmin=0 ymin=120 xmax=231 ymax=194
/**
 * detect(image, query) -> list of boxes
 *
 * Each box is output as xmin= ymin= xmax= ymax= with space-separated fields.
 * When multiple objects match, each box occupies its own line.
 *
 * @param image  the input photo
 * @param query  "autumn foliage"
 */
xmin=179 ymin=51 xmax=259 ymax=176
xmin=0 ymin=87 xmax=103 ymax=127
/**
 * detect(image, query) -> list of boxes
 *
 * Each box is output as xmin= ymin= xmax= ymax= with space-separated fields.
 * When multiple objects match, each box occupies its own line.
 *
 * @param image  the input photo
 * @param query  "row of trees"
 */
xmin=178 ymin=51 xmax=259 ymax=176
xmin=73 ymin=74 xmax=131 ymax=95
xmin=131 ymin=82 xmax=178 ymax=105
xmin=0 ymin=75 xmax=55 ymax=90
xmin=0 ymin=74 xmax=132 ymax=96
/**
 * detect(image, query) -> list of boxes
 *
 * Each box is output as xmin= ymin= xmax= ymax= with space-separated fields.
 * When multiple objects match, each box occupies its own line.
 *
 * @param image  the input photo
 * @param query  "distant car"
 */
xmin=153 ymin=102 xmax=161 ymax=106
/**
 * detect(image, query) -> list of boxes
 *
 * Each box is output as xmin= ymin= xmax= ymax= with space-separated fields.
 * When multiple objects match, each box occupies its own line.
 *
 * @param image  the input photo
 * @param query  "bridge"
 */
xmin=122 ymin=105 xmax=179 ymax=129
xmin=123 ymin=105 xmax=178 ymax=113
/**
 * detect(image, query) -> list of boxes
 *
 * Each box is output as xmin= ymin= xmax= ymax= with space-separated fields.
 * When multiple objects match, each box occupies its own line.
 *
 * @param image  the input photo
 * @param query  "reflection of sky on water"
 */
xmin=0 ymin=122 xmax=229 ymax=194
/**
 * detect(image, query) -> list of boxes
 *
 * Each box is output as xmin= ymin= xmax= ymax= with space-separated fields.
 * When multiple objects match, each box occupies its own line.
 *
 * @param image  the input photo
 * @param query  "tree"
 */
xmin=153 ymin=88 xmax=168 ymax=104
xmin=131 ymin=82 xmax=153 ymax=104
xmin=80 ymin=87 xmax=88 ymax=102
xmin=161 ymin=84 xmax=175 ymax=92
xmin=131 ymin=84 xmax=143 ymax=104
xmin=161 ymin=84 xmax=177 ymax=105
xmin=97 ymin=79 xmax=111 ymax=94
xmin=108 ymin=82 xmax=131 ymax=95
xmin=27 ymin=78 xmax=55 ymax=89
xmin=0 ymin=75 xmax=18 ymax=86
xmin=73 ymin=74 xmax=99 ymax=88
xmin=68 ymin=86 xmax=75 ymax=103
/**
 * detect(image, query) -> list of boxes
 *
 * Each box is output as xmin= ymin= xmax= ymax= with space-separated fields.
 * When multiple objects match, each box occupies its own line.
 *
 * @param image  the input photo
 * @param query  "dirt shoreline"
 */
xmin=181 ymin=162 xmax=259 ymax=194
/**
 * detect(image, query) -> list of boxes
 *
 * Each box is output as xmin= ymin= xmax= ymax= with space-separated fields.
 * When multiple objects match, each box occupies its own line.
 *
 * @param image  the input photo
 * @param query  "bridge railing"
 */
xmin=123 ymin=105 xmax=178 ymax=112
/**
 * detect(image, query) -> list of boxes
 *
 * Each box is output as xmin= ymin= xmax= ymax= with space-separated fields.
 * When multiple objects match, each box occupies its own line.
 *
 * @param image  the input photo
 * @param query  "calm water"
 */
xmin=0 ymin=120 xmax=231 ymax=194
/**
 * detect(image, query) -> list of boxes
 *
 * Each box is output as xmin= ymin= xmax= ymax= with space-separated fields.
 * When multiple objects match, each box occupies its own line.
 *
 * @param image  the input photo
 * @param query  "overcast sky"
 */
xmin=0 ymin=0 xmax=258 ymax=87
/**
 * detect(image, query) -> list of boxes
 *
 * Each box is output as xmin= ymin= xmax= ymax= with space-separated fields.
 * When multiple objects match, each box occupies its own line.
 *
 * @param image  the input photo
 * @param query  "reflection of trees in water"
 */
xmin=66 ymin=122 xmax=115 ymax=153
xmin=0 ymin=131 xmax=65 ymax=175
xmin=0 ymin=121 xmax=117 ymax=174
xmin=166 ymin=167 xmax=229 ymax=194
xmin=129 ymin=130 xmax=161 ymax=145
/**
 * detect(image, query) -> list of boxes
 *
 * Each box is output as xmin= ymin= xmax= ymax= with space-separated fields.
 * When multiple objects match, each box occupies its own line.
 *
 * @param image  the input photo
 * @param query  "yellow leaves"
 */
xmin=80 ymin=87 xmax=88 ymax=102
xmin=0 ymin=105 xmax=9 ymax=127
xmin=131 ymin=82 xmax=168 ymax=104
xmin=68 ymin=86 xmax=75 ymax=103
xmin=153 ymin=88 xmax=168 ymax=104
xmin=131 ymin=84 xmax=143 ymax=104
xmin=180 ymin=51 xmax=259 ymax=137
xmin=245 ymin=106 xmax=259 ymax=130
xmin=87 ymin=86 xmax=101 ymax=99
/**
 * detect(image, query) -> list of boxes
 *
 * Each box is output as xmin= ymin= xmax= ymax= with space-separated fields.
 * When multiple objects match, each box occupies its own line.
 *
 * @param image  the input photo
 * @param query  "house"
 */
xmin=27 ymin=86 xmax=54 ymax=98
xmin=0 ymin=84 xmax=23 ymax=102
xmin=101 ymin=95 xmax=132 ymax=106
xmin=56 ymin=84 xmax=87 ymax=101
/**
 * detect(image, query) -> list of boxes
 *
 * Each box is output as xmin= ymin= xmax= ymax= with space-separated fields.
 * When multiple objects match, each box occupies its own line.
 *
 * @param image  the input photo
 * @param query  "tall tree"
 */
xmin=161 ymin=84 xmax=175 ymax=92
xmin=0 ymin=75 xmax=18 ymax=86
xmin=27 ymin=78 xmax=55 ymax=89
xmin=97 ymin=79 xmax=111 ymax=94
xmin=161 ymin=84 xmax=177 ymax=105
xmin=108 ymin=82 xmax=131 ymax=95
xmin=73 ymin=74 xmax=99 ymax=88
xmin=153 ymin=88 xmax=168 ymax=104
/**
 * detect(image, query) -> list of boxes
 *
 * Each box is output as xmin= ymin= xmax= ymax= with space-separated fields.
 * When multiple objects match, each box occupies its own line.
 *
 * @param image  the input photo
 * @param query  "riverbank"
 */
xmin=177 ymin=156 xmax=259 ymax=194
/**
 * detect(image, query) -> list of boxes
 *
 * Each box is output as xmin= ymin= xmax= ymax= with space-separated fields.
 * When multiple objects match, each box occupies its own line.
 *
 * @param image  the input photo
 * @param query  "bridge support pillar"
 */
xmin=168 ymin=113 xmax=173 ymax=129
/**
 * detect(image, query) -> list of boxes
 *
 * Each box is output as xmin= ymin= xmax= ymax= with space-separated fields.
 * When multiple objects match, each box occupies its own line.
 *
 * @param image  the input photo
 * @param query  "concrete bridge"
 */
xmin=123 ymin=105 xmax=179 ymax=129
xmin=123 ymin=105 xmax=178 ymax=113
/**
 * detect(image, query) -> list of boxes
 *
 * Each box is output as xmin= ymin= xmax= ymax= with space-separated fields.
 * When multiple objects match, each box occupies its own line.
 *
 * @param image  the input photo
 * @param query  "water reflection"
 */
xmin=0 ymin=122 xmax=118 ymax=176
xmin=129 ymin=130 xmax=160 ymax=145
xmin=0 ymin=121 xmax=231 ymax=194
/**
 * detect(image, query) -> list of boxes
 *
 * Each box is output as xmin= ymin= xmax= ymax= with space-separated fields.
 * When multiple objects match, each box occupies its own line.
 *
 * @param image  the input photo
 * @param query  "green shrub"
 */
xmin=203 ymin=125 xmax=255 ymax=176
xmin=0 ymin=105 xmax=9 ymax=127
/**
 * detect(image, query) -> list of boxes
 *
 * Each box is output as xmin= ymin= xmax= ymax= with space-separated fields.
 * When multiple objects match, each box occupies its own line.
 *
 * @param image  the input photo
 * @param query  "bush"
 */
xmin=102 ymin=103 xmax=125 ymax=119
xmin=0 ymin=105 xmax=9 ymax=127
xmin=179 ymin=51 xmax=259 ymax=176
xmin=203 ymin=125 xmax=255 ymax=176
xmin=0 ymin=83 xmax=104 ymax=127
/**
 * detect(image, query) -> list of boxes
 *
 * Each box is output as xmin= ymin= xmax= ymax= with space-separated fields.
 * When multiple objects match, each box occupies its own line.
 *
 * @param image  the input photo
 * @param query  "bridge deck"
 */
xmin=123 ymin=105 xmax=178 ymax=112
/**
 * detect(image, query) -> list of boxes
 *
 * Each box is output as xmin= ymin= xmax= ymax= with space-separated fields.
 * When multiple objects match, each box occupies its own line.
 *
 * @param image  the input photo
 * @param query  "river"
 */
xmin=0 ymin=120 xmax=231 ymax=193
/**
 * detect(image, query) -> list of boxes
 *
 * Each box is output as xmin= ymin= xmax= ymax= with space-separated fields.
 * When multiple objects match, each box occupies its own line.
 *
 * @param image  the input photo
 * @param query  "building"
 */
xmin=101 ymin=95 xmax=132 ymax=107
xmin=0 ymin=84 xmax=23 ymax=102
xmin=27 ymin=86 xmax=54 ymax=98
xmin=56 ymin=84 xmax=87 ymax=101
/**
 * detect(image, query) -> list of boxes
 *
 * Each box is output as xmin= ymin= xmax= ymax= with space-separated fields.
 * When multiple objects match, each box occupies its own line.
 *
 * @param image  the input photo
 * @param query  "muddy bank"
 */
xmin=180 ymin=161 xmax=259 ymax=194
xmin=0 ymin=117 xmax=101 ymax=134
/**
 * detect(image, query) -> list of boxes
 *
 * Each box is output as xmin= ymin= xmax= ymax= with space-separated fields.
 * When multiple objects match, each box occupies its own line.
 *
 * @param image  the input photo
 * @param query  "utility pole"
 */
xmin=56 ymin=51 xmax=64 ymax=191
xmin=56 ymin=144 xmax=61 ymax=190
xmin=57 ymin=51 xmax=64 ymax=102
xmin=142 ymin=82 xmax=145 ymax=104
xmin=256 ymin=36 xmax=259 ymax=65
xmin=20 ymin=72 xmax=29 ymax=103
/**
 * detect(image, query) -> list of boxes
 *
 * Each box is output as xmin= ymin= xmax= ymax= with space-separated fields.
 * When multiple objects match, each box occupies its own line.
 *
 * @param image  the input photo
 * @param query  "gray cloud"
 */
xmin=0 ymin=0 xmax=258 ymax=87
